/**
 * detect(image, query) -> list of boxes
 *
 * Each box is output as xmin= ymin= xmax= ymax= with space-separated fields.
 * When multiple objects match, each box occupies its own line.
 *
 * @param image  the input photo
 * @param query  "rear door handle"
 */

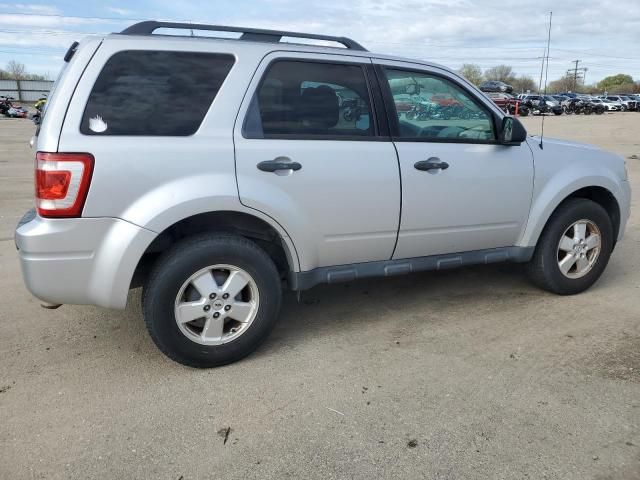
xmin=414 ymin=157 xmax=449 ymax=171
xmin=257 ymin=158 xmax=302 ymax=173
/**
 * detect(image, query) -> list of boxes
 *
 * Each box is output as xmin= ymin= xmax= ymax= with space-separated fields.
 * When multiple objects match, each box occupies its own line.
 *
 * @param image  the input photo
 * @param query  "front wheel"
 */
xmin=143 ymin=234 xmax=282 ymax=367
xmin=526 ymin=198 xmax=613 ymax=295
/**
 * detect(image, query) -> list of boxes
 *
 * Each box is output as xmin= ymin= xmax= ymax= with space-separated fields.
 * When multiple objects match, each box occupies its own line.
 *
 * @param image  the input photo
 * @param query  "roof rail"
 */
xmin=120 ymin=21 xmax=368 ymax=51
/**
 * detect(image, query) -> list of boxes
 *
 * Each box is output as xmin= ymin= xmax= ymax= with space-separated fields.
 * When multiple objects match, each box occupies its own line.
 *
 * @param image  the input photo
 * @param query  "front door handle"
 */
xmin=257 ymin=158 xmax=302 ymax=173
xmin=414 ymin=157 xmax=449 ymax=171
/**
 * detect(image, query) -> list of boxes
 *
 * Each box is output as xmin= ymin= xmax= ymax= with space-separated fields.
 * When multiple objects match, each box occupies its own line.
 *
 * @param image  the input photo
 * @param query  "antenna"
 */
xmin=539 ymin=11 xmax=552 ymax=150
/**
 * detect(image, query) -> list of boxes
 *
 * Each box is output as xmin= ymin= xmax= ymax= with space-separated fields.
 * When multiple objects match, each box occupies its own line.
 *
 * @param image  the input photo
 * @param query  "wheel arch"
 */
xmin=521 ymin=182 xmax=621 ymax=250
xmin=131 ymin=210 xmax=300 ymax=290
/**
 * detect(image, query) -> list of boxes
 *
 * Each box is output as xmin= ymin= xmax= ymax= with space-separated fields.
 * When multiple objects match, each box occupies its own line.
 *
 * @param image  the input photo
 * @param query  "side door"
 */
xmin=375 ymin=61 xmax=534 ymax=259
xmin=234 ymin=52 xmax=401 ymax=272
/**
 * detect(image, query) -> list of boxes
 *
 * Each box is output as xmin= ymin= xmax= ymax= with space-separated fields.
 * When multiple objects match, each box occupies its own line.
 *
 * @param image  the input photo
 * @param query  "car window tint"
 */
xmin=81 ymin=51 xmax=234 ymax=136
xmin=244 ymin=60 xmax=374 ymax=139
xmin=384 ymin=68 xmax=495 ymax=142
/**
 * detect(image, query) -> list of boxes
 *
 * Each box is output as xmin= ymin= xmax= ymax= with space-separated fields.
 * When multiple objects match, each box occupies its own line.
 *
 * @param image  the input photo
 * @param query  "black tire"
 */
xmin=526 ymin=198 xmax=613 ymax=295
xmin=143 ymin=233 xmax=282 ymax=368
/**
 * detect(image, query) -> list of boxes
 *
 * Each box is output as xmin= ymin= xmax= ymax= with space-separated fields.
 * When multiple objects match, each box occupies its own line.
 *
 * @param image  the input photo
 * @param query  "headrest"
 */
xmin=299 ymin=85 xmax=339 ymax=129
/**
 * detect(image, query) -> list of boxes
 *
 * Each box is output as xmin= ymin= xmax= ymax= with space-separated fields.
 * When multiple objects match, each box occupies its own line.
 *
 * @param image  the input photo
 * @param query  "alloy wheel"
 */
xmin=174 ymin=264 xmax=259 ymax=345
xmin=556 ymin=219 xmax=602 ymax=279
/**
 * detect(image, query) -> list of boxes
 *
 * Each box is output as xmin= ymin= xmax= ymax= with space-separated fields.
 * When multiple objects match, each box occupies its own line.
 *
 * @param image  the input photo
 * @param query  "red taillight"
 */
xmin=35 ymin=152 xmax=94 ymax=218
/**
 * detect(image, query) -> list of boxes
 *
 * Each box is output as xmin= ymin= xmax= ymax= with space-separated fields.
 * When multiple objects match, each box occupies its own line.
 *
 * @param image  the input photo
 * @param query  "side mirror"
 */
xmin=499 ymin=116 xmax=526 ymax=145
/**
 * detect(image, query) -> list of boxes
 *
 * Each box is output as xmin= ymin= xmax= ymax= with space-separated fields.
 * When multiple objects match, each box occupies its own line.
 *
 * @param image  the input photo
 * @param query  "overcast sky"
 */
xmin=0 ymin=0 xmax=638 ymax=84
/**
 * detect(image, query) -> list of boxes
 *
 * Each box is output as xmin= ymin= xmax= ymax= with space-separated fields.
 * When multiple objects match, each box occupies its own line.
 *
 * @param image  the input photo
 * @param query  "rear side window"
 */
xmin=81 ymin=51 xmax=234 ymax=136
xmin=243 ymin=60 xmax=375 ymax=139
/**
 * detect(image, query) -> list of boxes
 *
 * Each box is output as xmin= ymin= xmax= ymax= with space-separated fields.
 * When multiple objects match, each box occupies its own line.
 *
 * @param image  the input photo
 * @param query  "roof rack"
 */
xmin=120 ymin=21 xmax=367 ymax=51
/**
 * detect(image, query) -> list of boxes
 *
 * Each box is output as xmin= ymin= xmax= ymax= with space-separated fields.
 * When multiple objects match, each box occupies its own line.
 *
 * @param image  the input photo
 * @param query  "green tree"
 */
xmin=458 ymin=63 xmax=483 ymax=85
xmin=597 ymin=74 xmax=634 ymax=93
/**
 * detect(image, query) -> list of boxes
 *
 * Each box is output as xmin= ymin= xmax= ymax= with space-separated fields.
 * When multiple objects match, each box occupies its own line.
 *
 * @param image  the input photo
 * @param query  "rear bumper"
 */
xmin=15 ymin=210 xmax=156 ymax=309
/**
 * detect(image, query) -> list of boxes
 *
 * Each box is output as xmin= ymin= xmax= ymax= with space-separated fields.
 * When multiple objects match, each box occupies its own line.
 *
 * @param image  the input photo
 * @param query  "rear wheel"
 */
xmin=526 ymin=198 xmax=613 ymax=295
xmin=143 ymin=234 xmax=282 ymax=367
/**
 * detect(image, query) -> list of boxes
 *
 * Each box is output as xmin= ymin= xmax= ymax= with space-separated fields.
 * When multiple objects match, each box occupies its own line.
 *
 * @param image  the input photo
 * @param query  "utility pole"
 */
xmin=571 ymin=60 xmax=580 ymax=91
xmin=568 ymin=60 xmax=588 ymax=91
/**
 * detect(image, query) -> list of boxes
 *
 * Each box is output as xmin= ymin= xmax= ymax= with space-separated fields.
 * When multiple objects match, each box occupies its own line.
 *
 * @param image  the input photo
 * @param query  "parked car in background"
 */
xmin=14 ymin=21 xmax=631 ymax=367
xmin=479 ymin=80 xmax=513 ymax=93
xmin=619 ymin=96 xmax=637 ymax=111
xmin=486 ymin=92 xmax=528 ymax=116
xmin=587 ymin=98 xmax=608 ymax=114
xmin=599 ymin=97 xmax=623 ymax=111
xmin=521 ymin=94 xmax=563 ymax=115
xmin=604 ymin=95 xmax=636 ymax=111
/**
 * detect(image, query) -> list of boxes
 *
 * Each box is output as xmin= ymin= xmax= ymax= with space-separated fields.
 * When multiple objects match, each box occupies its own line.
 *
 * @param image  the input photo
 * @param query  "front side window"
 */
xmin=81 ymin=51 xmax=234 ymax=136
xmin=244 ymin=60 xmax=374 ymax=139
xmin=384 ymin=68 xmax=495 ymax=142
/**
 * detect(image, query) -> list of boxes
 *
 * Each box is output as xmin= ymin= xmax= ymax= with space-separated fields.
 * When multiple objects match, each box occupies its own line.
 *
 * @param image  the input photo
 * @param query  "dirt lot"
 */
xmin=1 ymin=113 xmax=639 ymax=479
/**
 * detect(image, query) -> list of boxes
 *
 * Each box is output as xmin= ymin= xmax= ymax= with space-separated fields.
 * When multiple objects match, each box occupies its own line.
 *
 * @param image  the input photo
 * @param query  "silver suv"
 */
xmin=15 ymin=21 xmax=631 ymax=367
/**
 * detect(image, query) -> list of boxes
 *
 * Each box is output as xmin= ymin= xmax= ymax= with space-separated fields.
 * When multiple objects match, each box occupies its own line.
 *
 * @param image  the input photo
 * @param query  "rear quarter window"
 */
xmin=81 ymin=50 xmax=234 ymax=136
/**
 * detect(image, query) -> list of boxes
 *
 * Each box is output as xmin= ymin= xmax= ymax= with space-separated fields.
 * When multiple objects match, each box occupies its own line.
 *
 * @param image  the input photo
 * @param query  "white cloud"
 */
xmin=106 ymin=7 xmax=135 ymax=17
xmin=0 ymin=0 xmax=639 ymax=81
xmin=0 ymin=3 xmax=59 ymax=15
xmin=0 ymin=13 xmax=115 ymax=28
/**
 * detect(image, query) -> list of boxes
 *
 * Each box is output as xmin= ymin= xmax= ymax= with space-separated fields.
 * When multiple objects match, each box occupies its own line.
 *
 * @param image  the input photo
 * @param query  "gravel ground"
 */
xmin=0 ymin=113 xmax=639 ymax=479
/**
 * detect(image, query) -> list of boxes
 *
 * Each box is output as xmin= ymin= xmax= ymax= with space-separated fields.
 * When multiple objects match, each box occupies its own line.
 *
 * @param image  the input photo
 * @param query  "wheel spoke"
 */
xmin=174 ymin=263 xmax=260 ymax=345
xmin=573 ymin=222 xmax=587 ymax=242
xmin=585 ymin=233 xmax=600 ymax=251
xmin=190 ymin=270 xmax=219 ymax=298
xmin=222 ymin=270 xmax=249 ymax=299
xmin=576 ymin=256 xmax=590 ymax=273
xmin=229 ymin=301 xmax=254 ymax=323
xmin=559 ymin=253 xmax=577 ymax=275
xmin=558 ymin=235 xmax=575 ymax=252
xmin=201 ymin=316 xmax=224 ymax=341
xmin=176 ymin=299 xmax=207 ymax=324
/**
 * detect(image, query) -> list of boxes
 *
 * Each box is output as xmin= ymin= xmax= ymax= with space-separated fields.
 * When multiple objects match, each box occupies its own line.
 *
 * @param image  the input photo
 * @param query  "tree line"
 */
xmin=0 ymin=61 xmax=50 ymax=81
xmin=458 ymin=63 xmax=640 ymax=94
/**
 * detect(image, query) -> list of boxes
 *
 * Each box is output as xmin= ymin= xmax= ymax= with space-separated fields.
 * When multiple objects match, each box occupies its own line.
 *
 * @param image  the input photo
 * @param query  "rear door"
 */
xmin=234 ymin=52 xmax=401 ymax=271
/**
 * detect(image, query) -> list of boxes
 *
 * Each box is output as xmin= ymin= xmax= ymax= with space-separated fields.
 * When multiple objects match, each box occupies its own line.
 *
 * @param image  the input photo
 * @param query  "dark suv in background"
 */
xmin=480 ymin=80 xmax=513 ymax=93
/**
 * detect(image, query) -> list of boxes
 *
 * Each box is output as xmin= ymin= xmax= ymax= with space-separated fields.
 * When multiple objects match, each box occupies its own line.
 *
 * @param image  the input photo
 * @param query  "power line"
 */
xmin=0 ymin=10 xmax=145 ymax=23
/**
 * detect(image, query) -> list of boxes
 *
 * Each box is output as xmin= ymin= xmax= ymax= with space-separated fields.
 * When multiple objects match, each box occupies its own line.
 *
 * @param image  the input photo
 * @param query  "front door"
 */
xmin=234 ymin=53 xmax=401 ymax=271
xmin=376 ymin=62 xmax=534 ymax=259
